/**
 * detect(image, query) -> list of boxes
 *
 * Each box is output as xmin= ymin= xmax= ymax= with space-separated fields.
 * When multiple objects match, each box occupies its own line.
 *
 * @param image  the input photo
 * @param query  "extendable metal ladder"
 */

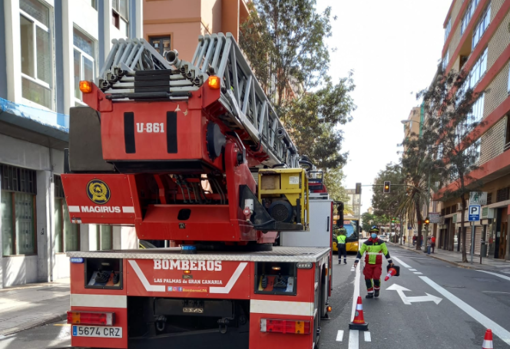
xmin=97 ymin=33 xmax=299 ymax=168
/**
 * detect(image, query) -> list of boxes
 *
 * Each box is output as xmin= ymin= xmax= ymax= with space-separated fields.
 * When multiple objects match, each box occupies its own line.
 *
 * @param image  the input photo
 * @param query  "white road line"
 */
xmin=409 ymin=269 xmax=417 ymax=271
xmin=348 ymin=262 xmax=362 ymax=349
xmin=349 ymin=330 xmax=359 ymax=348
xmin=392 ymin=256 xmax=411 ymax=268
xmin=419 ymin=276 xmax=510 ymax=344
xmin=351 ymin=261 xmax=361 ymax=321
xmin=414 ymin=272 xmax=423 ymax=275
xmin=477 ymin=270 xmax=510 ymax=282
xmin=336 ymin=330 xmax=344 ymax=341
xmin=364 ymin=331 xmax=372 ymax=342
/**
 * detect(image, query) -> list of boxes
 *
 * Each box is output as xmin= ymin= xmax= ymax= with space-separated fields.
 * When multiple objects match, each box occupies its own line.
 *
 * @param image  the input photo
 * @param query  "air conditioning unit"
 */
xmin=457 ymin=203 xmax=463 ymax=211
xmin=481 ymin=207 xmax=494 ymax=219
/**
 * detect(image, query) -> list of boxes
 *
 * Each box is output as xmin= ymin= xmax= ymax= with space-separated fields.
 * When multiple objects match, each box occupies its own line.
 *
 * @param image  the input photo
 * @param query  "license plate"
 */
xmin=183 ymin=307 xmax=204 ymax=313
xmin=72 ymin=325 xmax=123 ymax=338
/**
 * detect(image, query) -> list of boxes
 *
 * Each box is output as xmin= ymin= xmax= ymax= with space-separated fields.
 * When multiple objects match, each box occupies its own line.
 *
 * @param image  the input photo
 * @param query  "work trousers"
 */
xmin=338 ymin=244 xmax=347 ymax=262
xmin=363 ymin=263 xmax=382 ymax=293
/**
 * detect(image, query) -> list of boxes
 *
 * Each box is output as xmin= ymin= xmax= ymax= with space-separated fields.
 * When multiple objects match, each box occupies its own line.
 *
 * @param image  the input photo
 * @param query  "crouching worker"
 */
xmin=354 ymin=226 xmax=393 ymax=298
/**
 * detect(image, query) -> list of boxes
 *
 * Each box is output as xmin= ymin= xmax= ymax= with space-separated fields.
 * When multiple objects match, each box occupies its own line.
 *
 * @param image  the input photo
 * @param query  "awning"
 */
xmin=0 ymin=97 xmax=69 ymax=142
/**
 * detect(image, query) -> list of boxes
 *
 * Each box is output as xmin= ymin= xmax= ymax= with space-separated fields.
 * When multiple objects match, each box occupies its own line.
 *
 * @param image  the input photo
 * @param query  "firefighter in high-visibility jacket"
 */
xmin=354 ymin=226 xmax=393 ymax=298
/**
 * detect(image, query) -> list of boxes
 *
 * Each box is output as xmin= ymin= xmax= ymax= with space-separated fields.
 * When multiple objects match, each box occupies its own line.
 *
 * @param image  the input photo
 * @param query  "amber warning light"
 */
xmin=79 ymin=81 xmax=93 ymax=94
xmin=208 ymin=76 xmax=221 ymax=90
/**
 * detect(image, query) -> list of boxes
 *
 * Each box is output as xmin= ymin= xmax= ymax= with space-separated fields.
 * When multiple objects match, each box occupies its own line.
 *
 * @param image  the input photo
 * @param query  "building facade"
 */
xmin=434 ymin=0 xmax=510 ymax=259
xmin=143 ymin=0 xmax=250 ymax=62
xmin=0 ymin=0 xmax=143 ymax=288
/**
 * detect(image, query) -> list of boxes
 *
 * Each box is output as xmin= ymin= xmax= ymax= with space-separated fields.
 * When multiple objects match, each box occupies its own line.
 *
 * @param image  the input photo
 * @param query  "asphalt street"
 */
xmin=2 ymin=243 xmax=510 ymax=349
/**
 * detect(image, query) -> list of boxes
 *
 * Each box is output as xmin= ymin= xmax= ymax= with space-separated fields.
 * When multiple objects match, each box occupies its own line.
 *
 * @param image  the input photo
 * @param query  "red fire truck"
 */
xmin=61 ymin=33 xmax=332 ymax=349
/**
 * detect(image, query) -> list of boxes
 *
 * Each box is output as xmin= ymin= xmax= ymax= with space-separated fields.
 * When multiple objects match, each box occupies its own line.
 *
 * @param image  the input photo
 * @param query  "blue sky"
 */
xmin=317 ymin=0 xmax=452 ymax=212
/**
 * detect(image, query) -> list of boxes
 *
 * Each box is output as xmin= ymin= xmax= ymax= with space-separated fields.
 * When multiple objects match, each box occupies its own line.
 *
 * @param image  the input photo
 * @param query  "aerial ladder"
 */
xmin=61 ymin=33 xmax=331 ymax=349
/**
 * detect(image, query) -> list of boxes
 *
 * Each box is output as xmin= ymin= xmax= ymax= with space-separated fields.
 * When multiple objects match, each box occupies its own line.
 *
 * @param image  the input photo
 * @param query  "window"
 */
xmin=112 ymin=0 xmax=128 ymax=36
xmin=445 ymin=17 xmax=452 ymax=42
xmin=149 ymin=36 xmax=171 ymax=57
xmin=468 ymin=95 xmax=485 ymax=125
xmin=442 ymin=50 xmax=450 ymax=71
xmin=436 ymin=144 xmax=444 ymax=160
xmin=465 ymin=138 xmax=481 ymax=166
xmin=73 ymin=29 xmax=95 ymax=105
xmin=508 ymin=64 xmax=510 ymax=94
xmin=1 ymin=164 xmax=37 ymax=256
xmin=54 ymin=176 xmax=80 ymax=252
xmin=459 ymin=47 xmax=488 ymax=98
xmin=472 ymin=4 xmax=491 ymax=49
xmin=461 ymin=0 xmax=481 ymax=35
xmin=19 ymin=0 xmax=52 ymax=109
xmin=496 ymin=187 xmax=510 ymax=202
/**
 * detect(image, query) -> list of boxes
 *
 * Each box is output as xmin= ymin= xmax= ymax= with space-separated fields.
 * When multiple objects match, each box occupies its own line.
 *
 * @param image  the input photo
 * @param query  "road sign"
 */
xmin=468 ymin=205 xmax=481 ymax=221
xmin=429 ymin=212 xmax=441 ymax=224
xmin=387 ymin=284 xmax=442 ymax=305
xmin=469 ymin=192 xmax=487 ymax=205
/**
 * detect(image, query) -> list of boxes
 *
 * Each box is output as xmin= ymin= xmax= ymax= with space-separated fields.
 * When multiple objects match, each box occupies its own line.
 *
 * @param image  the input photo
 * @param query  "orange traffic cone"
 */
xmin=349 ymin=296 xmax=368 ymax=331
xmin=385 ymin=268 xmax=397 ymax=281
xmin=482 ymin=329 xmax=493 ymax=349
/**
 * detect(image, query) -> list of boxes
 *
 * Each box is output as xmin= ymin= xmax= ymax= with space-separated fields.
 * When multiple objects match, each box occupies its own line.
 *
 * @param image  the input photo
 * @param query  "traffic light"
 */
xmin=383 ymin=181 xmax=391 ymax=193
xmin=355 ymin=182 xmax=362 ymax=194
xmin=424 ymin=217 xmax=430 ymax=225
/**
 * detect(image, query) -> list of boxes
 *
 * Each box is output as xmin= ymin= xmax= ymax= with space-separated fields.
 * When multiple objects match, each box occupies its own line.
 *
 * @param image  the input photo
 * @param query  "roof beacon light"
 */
xmin=208 ymin=76 xmax=221 ymax=90
xmin=79 ymin=81 xmax=93 ymax=94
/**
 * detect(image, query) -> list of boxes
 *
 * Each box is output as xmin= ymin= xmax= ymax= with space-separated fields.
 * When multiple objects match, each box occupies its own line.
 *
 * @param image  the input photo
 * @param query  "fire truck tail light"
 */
xmin=79 ymin=81 xmax=93 ymax=93
xmin=67 ymin=311 xmax=114 ymax=326
xmin=260 ymin=319 xmax=310 ymax=335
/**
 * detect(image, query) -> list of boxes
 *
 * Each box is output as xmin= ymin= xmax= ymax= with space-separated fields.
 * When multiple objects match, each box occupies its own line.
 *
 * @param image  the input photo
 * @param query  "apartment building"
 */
xmin=143 ymin=0 xmax=250 ymax=62
xmin=0 ymin=0 xmax=143 ymax=288
xmin=434 ymin=0 xmax=510 ymax=260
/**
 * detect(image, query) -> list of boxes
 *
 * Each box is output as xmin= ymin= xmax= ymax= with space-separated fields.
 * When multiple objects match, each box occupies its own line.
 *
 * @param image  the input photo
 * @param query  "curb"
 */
xmin=0 ymin=313 xmax=67 ymax=337
xmin=388 ymin=242 xmax=493 ymax=271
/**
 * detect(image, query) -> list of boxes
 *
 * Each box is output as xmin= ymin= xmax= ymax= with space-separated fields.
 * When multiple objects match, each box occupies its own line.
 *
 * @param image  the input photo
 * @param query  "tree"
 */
xmin=323 ymin=166 xmax=350 ymax=202
xmin=372 ymin=163 xmax=405 ymax=217
xmin=397 ymin=117 xmax=442 ymax=251
xmin=283 ymin=77 xmax=355 ymax=169
xmin=361 ymin=211 xmax=390 ymax=233
xmin=240 ymin=0 xmax=356 ymax=172
xmin=372 ymin=163 xmax=406 ymax=243
xmin=419 ymin=69 xmax=486 ymax=262
xmin=240 ymin=0 xmax=333 ymax=106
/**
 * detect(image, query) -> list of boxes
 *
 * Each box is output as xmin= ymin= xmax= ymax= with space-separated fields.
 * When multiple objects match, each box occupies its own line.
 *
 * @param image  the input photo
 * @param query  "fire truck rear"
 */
xmin=61 ymin=33 xmax=331 ymax=349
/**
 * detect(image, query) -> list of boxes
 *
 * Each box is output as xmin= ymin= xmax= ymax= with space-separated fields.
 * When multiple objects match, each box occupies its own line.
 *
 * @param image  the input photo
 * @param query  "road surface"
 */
xmin=1 ymin=244 xmax=510 ymax=349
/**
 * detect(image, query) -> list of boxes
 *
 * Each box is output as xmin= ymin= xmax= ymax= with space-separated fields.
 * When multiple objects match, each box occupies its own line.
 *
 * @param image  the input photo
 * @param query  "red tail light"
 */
xmin=260 ymin=319 xmax=311 ymax=334
xmin=67 ymin=311 xmax=115 ymax=326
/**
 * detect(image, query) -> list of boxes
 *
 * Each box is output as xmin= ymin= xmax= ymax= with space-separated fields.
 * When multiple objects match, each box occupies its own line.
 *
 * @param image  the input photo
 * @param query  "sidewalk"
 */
xmin=390 ymin=242 xmax=510 ymax=274
xmin=0 ymin=278 xmax=69 ymax=336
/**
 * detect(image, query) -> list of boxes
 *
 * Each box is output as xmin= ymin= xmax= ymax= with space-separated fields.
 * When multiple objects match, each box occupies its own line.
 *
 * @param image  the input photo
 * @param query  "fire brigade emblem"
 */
xmin=87 ymin=180 xmax=111 ymax=204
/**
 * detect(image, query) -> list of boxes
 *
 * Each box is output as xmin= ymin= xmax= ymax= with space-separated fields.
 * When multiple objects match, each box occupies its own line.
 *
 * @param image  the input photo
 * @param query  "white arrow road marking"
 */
xmin=387 ymin=283 xmax=442 ymax=305
xmin=364 ymin=331 xmax=371 ymax=342
xmin=392 ymin=256 xmax=411 ymax=268
xmin=477 ymin=270 xmax=510 ymax=282
xmin=336 ymin=330 xmax=344 ymax=341
xmin=420 ymin=276 xmax=510 ymax=344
